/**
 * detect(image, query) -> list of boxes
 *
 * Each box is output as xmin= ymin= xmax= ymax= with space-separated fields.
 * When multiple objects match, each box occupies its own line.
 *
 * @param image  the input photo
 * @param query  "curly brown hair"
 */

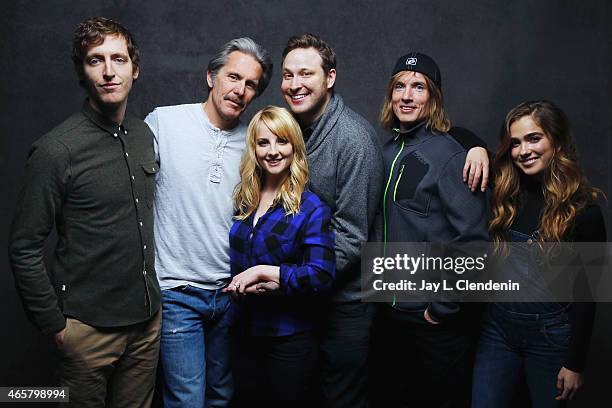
xmin=72 ymin=16 xmax=139 ymax=85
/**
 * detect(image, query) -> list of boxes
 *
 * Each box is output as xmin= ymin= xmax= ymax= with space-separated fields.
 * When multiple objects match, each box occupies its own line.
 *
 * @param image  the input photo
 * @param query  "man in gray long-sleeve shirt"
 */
xmin=280 ymin=33 xmax=384 ymax=408
xmin=8 ymin=17 xmax=161 ymax=407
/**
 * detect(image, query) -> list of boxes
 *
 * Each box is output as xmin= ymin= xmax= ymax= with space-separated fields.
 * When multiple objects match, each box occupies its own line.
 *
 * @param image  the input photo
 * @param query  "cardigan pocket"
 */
xmin=141 ymin=162 xmax=159 ymax=208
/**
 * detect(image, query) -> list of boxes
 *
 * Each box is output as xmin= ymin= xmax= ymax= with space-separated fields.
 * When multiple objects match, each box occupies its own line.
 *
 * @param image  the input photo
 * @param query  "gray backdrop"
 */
xmin=1 ymin=0 xmax=610 ymax=406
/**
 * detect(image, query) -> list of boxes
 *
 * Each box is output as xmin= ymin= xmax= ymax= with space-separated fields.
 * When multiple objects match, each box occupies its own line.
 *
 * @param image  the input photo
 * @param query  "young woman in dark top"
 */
xmin=224 ymin=105 xmax=335 ymax=408
xmin=472 ymin=100 xmax=605 ymax=407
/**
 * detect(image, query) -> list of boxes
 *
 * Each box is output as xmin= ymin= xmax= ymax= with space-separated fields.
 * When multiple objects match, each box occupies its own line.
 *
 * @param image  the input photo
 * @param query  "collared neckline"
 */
xmin=396 ymin=120 xmax=427 ymax=136
xmin=81 ymin=100 xmax=132 ymax=136
xmin=392 ymin=120 xmax=431 ymax=146
xmin=300 ymin=116 xmax=321 ymax=142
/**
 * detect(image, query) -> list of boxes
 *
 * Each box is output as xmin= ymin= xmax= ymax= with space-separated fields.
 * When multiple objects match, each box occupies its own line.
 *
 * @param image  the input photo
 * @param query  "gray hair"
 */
xmin=207 ymin=37 xmax=273 ymax=96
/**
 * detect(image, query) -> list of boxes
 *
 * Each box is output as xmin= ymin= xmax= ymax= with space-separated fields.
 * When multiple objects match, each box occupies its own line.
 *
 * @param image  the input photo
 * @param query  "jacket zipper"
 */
xmin=383 ymin=138 xmax=405 ymax=251
xmin=383 ymin=136 xmax=405 ymax=307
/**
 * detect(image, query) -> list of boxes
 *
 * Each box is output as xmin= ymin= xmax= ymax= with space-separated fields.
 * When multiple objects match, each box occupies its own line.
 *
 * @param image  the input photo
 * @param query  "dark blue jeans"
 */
xmin=160 ymin=285 xmax=233 ymax=408
xmin=472 ymin=303 xmax=570 ymax=408
xmin=473 ymin=228 xmax=571 ymax=407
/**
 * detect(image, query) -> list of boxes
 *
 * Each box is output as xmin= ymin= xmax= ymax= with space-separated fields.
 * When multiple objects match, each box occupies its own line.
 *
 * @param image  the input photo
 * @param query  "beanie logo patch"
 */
xmin=406 ymin=57 xmax=418 ymax=66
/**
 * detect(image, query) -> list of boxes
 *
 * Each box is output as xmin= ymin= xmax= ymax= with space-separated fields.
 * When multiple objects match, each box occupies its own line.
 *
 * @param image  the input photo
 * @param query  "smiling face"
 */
xmin=391 ymin=71 xmax=430 ymax=131
xmin=206 ymin=51 xmax=263 ymax=130
xmin=510 ymin=115 xmax=555 ymax=178
xmin=255 ymin=121 xmax=294 ymax=180
xmin=82 ymin=34 xmax=138 ymax=119
xmin=281 ymin=47 xmax=336 ymax=126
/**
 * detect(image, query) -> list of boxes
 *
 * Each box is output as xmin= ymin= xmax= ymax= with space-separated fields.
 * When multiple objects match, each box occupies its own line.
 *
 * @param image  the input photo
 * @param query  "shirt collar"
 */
xmin=393 ymin=120 xmax=427 ymax=141
xmin=300 ymin=117 xmax=321 ymax=142
xmin=81 ymin=100 xmax=131 ymax=136
xmin=399 ymin=120 xmax=426 ymax=135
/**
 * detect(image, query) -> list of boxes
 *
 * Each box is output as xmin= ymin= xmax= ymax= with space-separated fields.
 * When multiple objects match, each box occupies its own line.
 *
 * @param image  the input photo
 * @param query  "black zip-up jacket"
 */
xmin=382 ymin=122 xmax=489 ymax=321
xmin=9 ymin=102 xmax=161 ymax=334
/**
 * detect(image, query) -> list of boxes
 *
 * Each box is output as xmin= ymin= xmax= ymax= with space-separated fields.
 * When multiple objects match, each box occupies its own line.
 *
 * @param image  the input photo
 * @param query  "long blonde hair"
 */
xmin=379 ymin=72 xmax=451 ymax=133
xmin=490 ymin=100 xmax=599 ymax=243
xmin=233 ymin=105 xmax=309 ymax=219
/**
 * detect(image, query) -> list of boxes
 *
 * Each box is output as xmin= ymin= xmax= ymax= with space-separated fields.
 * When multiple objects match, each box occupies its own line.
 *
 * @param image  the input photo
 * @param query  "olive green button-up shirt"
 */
xmin=9 ymin=102 xmax=161 ymax=334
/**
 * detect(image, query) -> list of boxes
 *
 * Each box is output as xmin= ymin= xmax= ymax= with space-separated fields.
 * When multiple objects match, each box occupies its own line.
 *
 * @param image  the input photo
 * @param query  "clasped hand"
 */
xmin=223 ymin=265 xmax=281 ymax=297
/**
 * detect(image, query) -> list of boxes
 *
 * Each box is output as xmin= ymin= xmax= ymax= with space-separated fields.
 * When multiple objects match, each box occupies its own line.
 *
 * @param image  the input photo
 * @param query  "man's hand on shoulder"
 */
xmin=463 ymin=146 xmax=489 ymax=192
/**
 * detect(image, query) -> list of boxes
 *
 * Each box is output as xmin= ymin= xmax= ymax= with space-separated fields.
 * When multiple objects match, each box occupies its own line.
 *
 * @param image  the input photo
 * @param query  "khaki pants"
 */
xmin=58 ymin=311 xmax=161 ymax=408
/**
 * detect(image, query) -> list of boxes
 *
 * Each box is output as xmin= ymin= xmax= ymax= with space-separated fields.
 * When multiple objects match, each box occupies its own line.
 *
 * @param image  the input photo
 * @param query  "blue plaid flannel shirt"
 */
xmin=229 ymin=191 xmax=335 ymax=336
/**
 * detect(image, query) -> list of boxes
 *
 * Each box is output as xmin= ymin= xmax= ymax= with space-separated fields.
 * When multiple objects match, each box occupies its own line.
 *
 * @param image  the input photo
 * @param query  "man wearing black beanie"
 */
xmin=373 ymin=51 xmax=490 ymax=408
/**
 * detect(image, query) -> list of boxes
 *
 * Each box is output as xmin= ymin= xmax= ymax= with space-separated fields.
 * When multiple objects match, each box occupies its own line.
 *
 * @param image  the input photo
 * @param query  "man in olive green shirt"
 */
xmin=9 ymin=17 xmax=160 ymax=407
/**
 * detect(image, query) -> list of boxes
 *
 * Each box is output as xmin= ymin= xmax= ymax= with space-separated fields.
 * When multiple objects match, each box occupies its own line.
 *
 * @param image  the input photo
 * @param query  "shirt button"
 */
xmin=143 ymin=270 xmax=147 ymax=275
xmin=135 ymin=198 xmax=139 ymax=204
xmin=125 ymin=152 xmax=129 ymax=157
xmin=143 ymin=245 xmax=147 ymax=250
xmin=131 ymin=175 xmax=135 ymax=181
xmin=139 ymin=221 xmax=143 ymax=227
xmin=113 ymin=133 xmax=118 ymax=138
xmin=124 ymin=130 xmax=128 ymax=135
xmin=527 ymin=238 xmax=533 ymax=244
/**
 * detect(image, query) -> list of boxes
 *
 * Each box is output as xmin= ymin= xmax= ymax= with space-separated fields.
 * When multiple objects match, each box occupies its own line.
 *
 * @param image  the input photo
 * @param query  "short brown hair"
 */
xmin=282 ymin=33 xmax=336 ymax=75
xmin=379 ymin=72 xmax=451 ymax=133
xmin=72 ymin=17 xmax=139 ymax=85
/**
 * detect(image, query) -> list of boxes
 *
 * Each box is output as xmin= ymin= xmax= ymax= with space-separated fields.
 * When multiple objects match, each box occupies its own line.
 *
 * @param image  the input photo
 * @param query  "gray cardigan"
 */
xmin=305 ymin=94 xmax=384 ymax=302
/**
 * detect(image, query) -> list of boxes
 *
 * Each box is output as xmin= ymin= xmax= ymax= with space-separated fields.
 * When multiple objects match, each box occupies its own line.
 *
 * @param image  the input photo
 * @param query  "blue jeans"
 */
xmin=160 ymin=285 xmax=232 ymax=408
xmin=472 ymin=304 xmax=570 ymax=408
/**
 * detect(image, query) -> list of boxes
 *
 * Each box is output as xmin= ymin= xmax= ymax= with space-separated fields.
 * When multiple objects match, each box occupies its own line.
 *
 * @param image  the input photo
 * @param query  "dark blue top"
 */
xmin=229 ymin=191 xmax=335 ymax=336
xmin=503 ymin=178 xmax=606 ymax=371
